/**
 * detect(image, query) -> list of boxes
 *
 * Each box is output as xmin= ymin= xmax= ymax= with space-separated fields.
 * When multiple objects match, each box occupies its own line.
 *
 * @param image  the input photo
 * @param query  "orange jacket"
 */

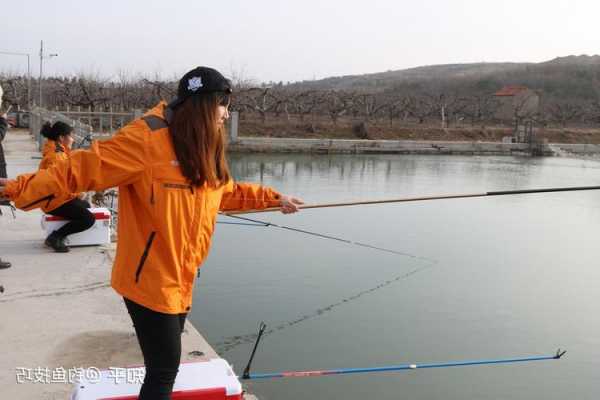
xmin=5 ymin=102 xmax=283 ymax=314
xmin=38 ymin=140 xmax=78 ymax=212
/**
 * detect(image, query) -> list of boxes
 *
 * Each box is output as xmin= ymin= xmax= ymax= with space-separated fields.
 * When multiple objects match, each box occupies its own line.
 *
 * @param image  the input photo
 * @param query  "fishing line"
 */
xmin=217 ymin=220 xmax=268 ymax=227
xmin=213 ymin=261 xmax=436 ymax=354
xmin=220 ymin=213 xmax=436 ymax=264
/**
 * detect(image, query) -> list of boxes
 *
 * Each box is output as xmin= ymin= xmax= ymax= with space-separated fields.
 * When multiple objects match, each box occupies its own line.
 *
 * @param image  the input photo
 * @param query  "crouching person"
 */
xmin=38 ymin=122 xmax=94 ymax=252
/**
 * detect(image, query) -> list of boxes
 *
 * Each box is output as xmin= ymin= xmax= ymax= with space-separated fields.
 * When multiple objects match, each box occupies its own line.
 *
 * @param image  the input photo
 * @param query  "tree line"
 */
xmin=2 ymin=70 xmax=600 ymax=131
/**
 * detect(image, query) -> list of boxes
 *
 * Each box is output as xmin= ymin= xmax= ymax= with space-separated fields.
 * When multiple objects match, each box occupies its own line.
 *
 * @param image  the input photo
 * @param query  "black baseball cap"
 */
xmin=168 ymin=66 xmax=233 ymax=108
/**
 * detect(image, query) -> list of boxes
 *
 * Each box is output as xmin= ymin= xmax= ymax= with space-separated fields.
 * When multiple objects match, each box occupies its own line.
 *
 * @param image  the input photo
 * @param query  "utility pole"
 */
xmin=38 ymin=40 xmax=58 ymax=108
xmin=39 ymin=40 xmax=43 ymax=107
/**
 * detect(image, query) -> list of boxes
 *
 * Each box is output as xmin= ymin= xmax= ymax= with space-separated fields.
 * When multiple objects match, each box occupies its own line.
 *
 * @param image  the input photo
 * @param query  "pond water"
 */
xmin=190 ymin=154 xmax=600 ymax=400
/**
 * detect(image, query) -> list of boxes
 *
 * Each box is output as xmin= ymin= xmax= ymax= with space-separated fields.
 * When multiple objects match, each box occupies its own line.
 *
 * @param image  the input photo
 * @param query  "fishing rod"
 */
xmin=240 ymin=323 xmax=566 ymax=380
xmin=225 ymin=184 xmax=600 ymax=215
xmin=220 ymin=213 xmax=436 ymax=262
xmin=243 ymin=351 xmax=566 ymax=380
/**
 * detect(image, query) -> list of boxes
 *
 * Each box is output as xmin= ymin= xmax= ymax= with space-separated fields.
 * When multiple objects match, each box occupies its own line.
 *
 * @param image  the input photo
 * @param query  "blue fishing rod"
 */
xmin=240 ymin=323 xmax=566 ymax=380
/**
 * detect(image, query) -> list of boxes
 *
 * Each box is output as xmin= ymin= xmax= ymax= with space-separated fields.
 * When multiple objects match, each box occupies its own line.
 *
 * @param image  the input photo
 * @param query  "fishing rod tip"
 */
xmin=555 ymin=349 xmax=567 ymax=359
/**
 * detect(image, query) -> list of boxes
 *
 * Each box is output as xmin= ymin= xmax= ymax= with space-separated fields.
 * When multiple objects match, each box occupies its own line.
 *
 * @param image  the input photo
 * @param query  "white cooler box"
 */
xmin=41 ymin=207 xmax=111 ymax=246
xmin=71 ymin=359 xmax=243 ymax=400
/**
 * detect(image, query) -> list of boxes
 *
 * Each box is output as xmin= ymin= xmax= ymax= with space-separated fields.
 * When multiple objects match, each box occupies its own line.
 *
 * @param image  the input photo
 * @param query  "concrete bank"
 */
xmin=0 ymin=130 xmax=254 ymax=399
xmin=228 ymin=137 xmax=600 ymax=157
xmin=548 ymin=142 xmax=600 ymax=156
xmin=228 ymin=137 xmax=536 ymax=155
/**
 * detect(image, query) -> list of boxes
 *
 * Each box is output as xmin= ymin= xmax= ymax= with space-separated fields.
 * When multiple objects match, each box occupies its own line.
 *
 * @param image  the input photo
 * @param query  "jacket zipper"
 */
xmin=135 ymin=231 xmax=156 ymax=283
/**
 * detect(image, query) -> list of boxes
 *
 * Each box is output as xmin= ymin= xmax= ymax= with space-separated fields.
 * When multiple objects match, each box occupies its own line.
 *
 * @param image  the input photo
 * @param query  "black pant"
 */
xmin=48 ymin=198 xmax=95 ymax=238
xmin=124 ymin=297 xmax=187 ymax=400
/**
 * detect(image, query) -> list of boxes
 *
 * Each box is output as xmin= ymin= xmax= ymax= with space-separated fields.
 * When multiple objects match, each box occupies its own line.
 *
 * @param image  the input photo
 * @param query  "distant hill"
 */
xmin=285 ymin=55 xmax=600 ymax=102
xmin=541 ymin=55 xmax=600 ymax=66
xmin=288 ymin=62 xmax=529 ymax=90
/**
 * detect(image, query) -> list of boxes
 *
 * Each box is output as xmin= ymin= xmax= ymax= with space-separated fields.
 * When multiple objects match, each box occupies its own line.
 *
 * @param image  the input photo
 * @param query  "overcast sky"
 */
xmin=1 ymin=0 xmax=599 ymax=83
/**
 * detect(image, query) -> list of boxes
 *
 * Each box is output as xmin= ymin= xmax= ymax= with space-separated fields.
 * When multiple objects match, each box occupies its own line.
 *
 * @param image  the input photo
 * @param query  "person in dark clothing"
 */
xmin=38 ymin=122 xmax=95 ymax=252
xmin=0 ymin=86 xmax=7 ymax=179
xmin=0 ymin=108 xmax=7 ymax=179
xmin=0 ymin=85 xmax=12 ymax=269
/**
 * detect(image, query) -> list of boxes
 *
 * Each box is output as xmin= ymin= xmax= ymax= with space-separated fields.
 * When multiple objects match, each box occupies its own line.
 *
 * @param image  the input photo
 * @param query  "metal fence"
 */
xmin=29 ymin=107 xmax=144 ymax=150
xmin=55 ymin=106 xmax=140 ymax=134
xmin=29 ymin=107 xmax=94 ymax=150
xmin=29 ymin=107 xmax=239 ymax=151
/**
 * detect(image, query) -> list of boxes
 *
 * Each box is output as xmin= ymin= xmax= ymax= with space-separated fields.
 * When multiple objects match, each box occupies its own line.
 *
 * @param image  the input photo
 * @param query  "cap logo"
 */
xmin=187 ymin=77 xmax=204 ymax=92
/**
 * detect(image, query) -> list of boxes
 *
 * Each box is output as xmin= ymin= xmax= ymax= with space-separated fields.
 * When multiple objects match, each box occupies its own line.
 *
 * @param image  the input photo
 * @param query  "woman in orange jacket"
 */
xmin=1 ymin=66 xmax=302 ymax=400
xmin=38 ymin=121 xmax=95 ymax=252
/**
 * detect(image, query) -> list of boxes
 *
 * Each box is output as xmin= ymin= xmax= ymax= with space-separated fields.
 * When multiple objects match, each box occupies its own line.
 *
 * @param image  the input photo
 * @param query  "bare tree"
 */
xmin=462 ymin=94 xmax=500 ymax=126
xmin=270 ymin=90 xmax=297 ymax=123
xmin=323 ymin=90 xmax=352 ymax=126
xmin=141 ymin=76 xmax=176 ymax=106
xmin=50 ymin=73 xmax=112 ymax=111
xmin=353 ymin=92 xmax=387 ymax=123
xmin=292 ymin=91 xmax=323 ymax=123
xmin=235 ymin=87 xmax=279 ymax=124
xmin=588 ymin=101 xmax=600 ymax=125
xmin=113 ymin=71 xmax=149 ymax=110
xmin=228 ymin=63 xmax=259 ymax=89
xmin=407 ymin=96 xmax=436 ymax=124
xmin=380 ymin=95 xmax=412 ymax=127
xmin=425 ymin=93 xmax=468 ymax=128
xmin=445 ymin=95 xmax=471 ymax=127
xmin=0 ymin=73 xmax=28 ymax=109
xmin=547 ymin=101 xmax=583 ymax=128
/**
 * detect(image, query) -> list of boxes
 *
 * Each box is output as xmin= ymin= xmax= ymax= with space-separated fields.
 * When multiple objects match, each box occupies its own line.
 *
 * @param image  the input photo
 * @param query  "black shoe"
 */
xmin=45 ymin=232 xmax=70 ymax=253
xmin=0 ymin=258 xmax=11 ymax=269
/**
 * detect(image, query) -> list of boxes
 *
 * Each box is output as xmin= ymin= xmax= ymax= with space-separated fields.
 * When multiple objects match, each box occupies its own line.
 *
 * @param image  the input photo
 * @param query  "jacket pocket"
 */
xmin=135 ymin=231 xmax=156 ymax=283
xmin=161 ymin=182 xmax=194 ymax=193
xmin=152 ymin=178 xmax=196 ymax=230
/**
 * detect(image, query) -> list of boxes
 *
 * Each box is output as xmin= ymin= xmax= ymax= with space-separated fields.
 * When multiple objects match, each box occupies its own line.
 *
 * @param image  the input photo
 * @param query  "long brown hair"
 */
xmin=169 ymin=93 xmax=231 ymax=187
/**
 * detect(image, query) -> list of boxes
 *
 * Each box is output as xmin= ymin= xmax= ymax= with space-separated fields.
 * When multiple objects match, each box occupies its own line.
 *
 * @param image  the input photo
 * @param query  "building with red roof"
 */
xmin=494 ymin=85 xmax=539 ymax=123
